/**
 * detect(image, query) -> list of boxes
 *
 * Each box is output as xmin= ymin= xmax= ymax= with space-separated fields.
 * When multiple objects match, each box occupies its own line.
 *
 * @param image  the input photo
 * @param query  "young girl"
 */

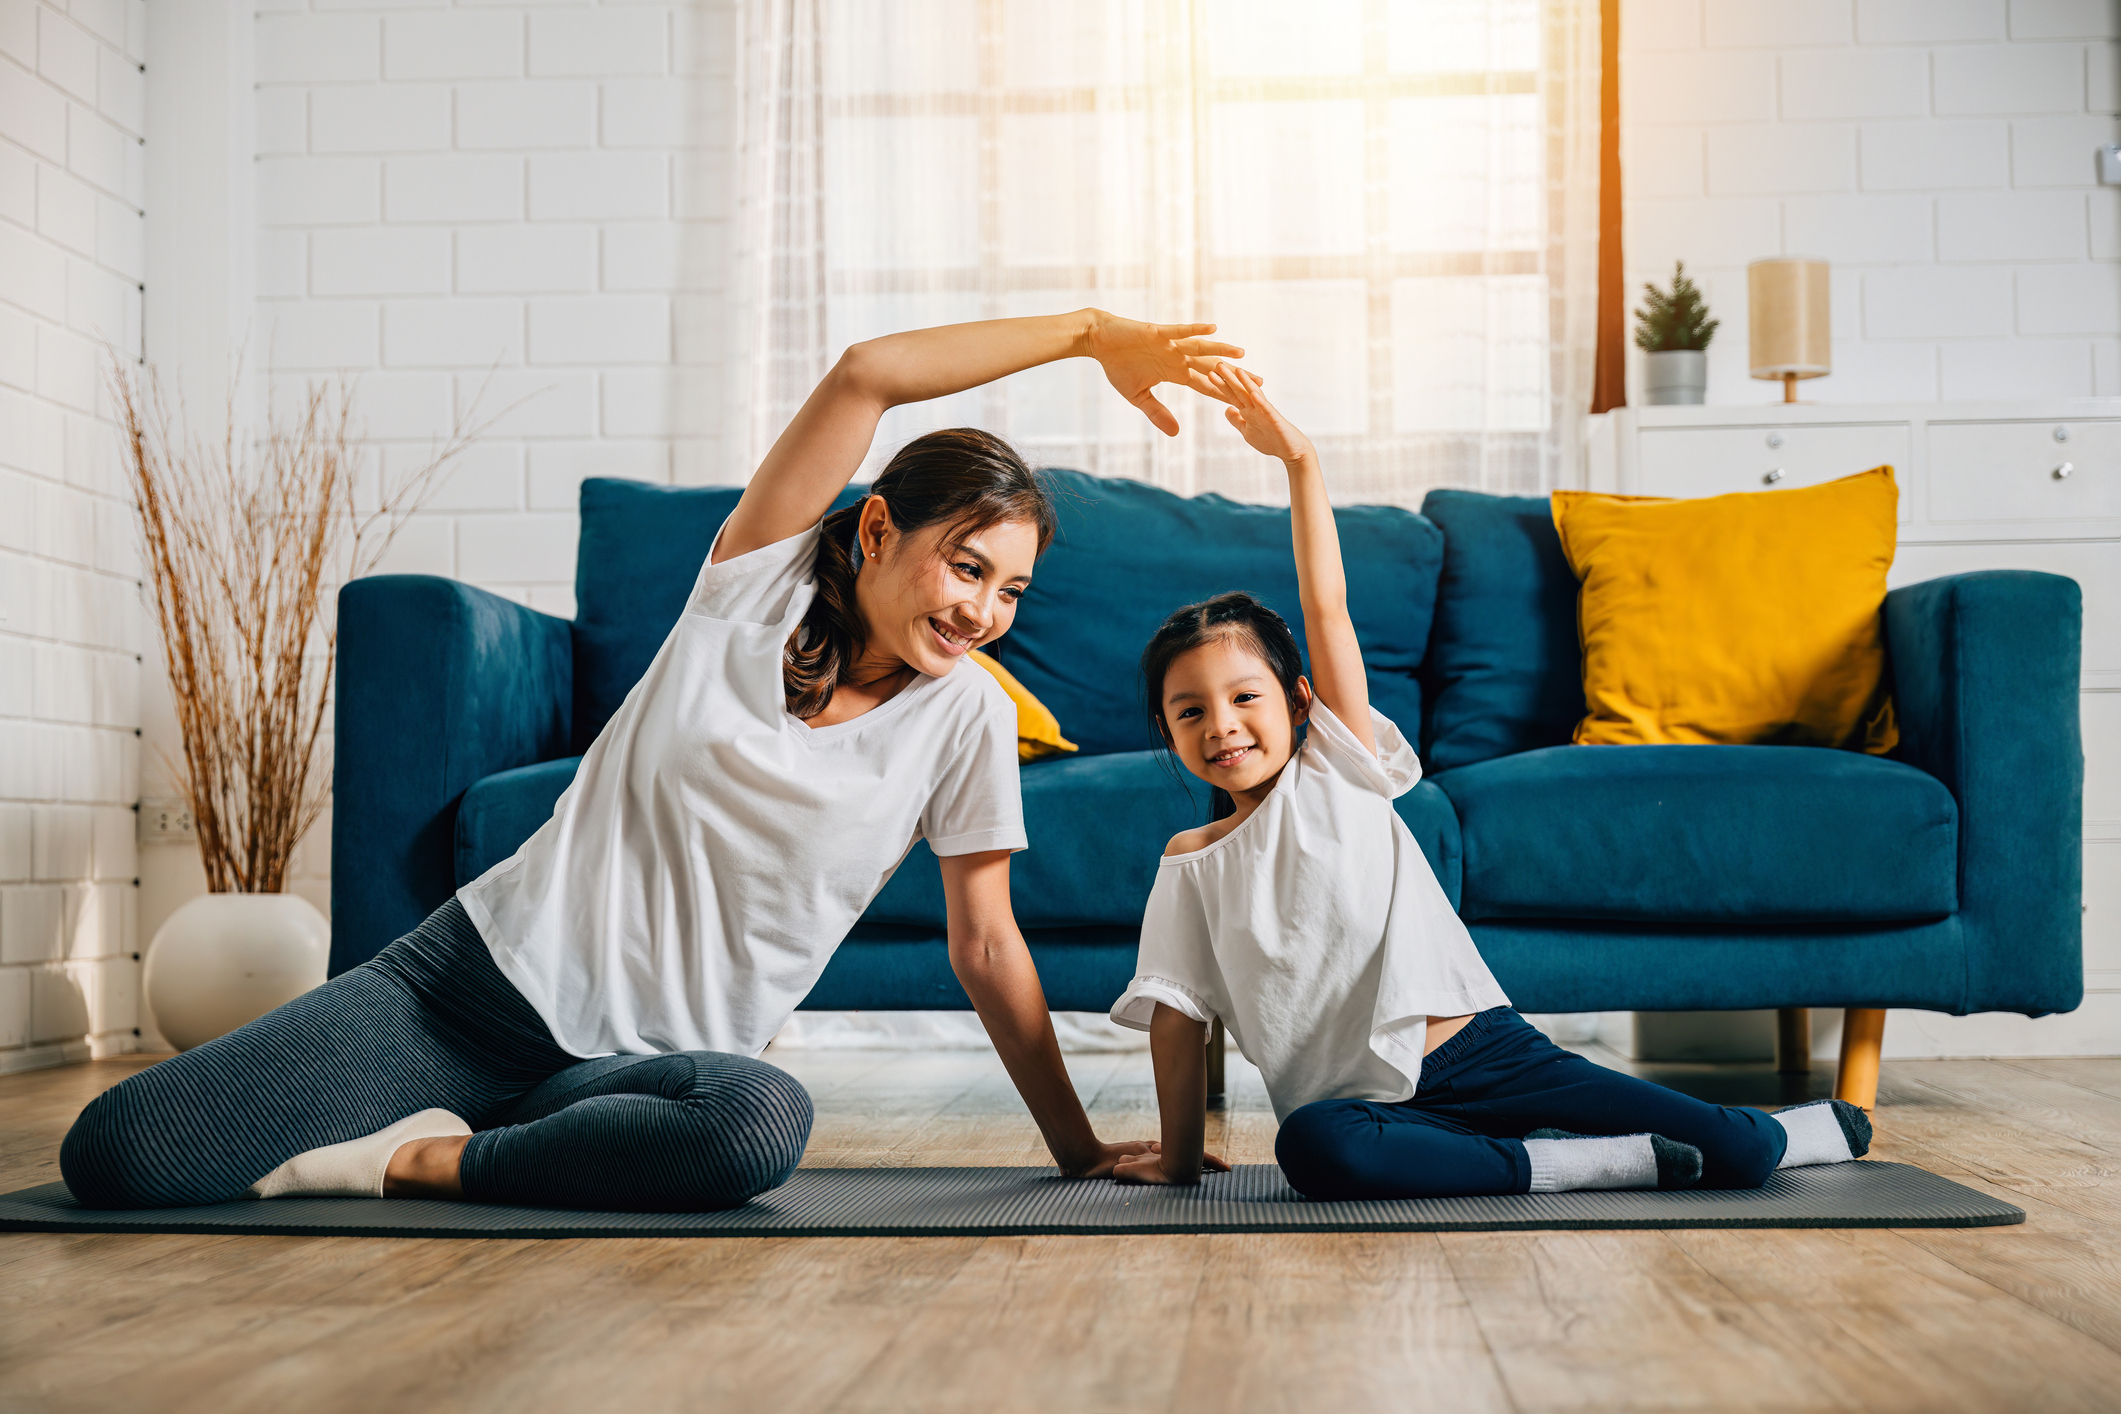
xmin=1109 ymin=365 xmax=1873 ymax=1199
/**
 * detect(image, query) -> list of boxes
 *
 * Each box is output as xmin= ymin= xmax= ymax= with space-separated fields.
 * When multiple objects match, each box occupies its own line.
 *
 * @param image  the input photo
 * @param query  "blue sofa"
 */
xmin=333 ymin=471 xmax=2084 ymax=1089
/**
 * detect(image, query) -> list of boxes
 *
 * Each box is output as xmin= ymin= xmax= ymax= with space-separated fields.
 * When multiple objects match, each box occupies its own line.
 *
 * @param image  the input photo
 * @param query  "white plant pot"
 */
xmin=1643 ymin=349 xmax=1708 ymax=405
xmin=143 ymin=892 xmax=330 ymax=1051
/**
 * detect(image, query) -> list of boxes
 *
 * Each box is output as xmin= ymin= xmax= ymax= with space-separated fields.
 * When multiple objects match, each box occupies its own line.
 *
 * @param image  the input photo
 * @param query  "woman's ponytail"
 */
xmin=783 ymin=428 xmax=1055 ymax=719
xmin=784 ymin=502 xmax=866 ymax=720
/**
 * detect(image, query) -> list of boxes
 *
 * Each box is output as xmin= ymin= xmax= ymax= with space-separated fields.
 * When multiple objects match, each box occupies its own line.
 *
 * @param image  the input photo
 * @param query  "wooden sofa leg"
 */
xmin=1834 ymin=1008 xmax=1887 ymax=1111
xmin=1205 ymin=1016 xmax=1226 ymax=1106
xmin=1775 ymin=1008 xmax=1811 ymax=1074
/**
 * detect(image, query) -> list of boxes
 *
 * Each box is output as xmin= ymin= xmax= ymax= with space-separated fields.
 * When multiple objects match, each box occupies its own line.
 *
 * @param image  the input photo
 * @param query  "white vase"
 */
xmin=143 ymin=892 xmax=330 ymax=1051
xmin=1643 ymin=348 xmax=1708 ymax=405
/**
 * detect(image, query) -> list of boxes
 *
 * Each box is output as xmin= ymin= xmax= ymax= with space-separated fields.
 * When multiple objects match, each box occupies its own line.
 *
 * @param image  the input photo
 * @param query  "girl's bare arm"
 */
xmin=1113 ymin=1002 xmax=1233 ymax=1185
xmin=1210 ymin=365 xmax=1374 ymax=753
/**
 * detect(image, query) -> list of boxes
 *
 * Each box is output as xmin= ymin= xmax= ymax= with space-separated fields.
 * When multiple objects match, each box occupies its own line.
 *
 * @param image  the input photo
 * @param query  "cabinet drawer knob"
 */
xmin=1766 ymin=433 xmax=1784 ymax=449
xmin=1763 ymin=468 xmax=1785 ymax=485
xmin=2054 ymin=461 xmax=2074 ymax=480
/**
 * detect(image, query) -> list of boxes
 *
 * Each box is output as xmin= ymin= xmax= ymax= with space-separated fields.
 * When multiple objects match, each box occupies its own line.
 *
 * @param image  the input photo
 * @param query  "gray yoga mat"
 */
xmin=0 ymin=1161 xmax=2021 ymax=1239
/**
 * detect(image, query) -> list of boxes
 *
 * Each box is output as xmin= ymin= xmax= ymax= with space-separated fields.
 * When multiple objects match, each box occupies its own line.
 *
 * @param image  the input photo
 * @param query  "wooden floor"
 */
xmin=5 ymin=1045 xmax=2121 ymax=1413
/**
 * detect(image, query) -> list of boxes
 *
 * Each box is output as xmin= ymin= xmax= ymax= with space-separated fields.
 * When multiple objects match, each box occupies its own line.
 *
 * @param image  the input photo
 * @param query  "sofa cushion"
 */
xmin=1552 ymin=467 xmax=1899 ymax=753
xmin=1417 ymin=490 xmax=1585 ymax=771
xmin=1435 ymin=745 xmax=1957 ymax=925
xmin=571 ymin=478 xmax=868 ymax=752
xmin=455 ymin=756 xmax=583 ymax=887
xmin=996 ymin=468 xmax=1443 ymax=757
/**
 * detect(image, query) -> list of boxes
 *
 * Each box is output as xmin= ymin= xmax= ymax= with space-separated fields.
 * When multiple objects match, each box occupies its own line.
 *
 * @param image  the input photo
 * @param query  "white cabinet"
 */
xmin=1926 ymin=418 xmax=2121 ymax=525
xmin=1637 ymin=422 xmax=1911 ymax=509
xmin=1584 ymin=398 xmax=2119 ymax=1049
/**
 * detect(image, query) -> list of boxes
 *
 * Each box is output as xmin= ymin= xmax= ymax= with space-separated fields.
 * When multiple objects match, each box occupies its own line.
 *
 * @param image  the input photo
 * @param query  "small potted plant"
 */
xmin=1634 ymin=261 xmax=1718 ymax=405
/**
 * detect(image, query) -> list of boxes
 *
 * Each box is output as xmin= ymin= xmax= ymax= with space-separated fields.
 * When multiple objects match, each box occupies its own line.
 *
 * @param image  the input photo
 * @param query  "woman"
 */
xmin=63 ymin=310 xmax=1245 ymax=1212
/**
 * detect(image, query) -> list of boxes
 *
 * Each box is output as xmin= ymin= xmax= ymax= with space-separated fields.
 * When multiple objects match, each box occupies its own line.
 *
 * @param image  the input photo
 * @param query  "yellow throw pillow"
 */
xmin=1550 ymin=466 xmax=1899 ymax=753
xmin=966 ymin=649 xmax=1079 ymax=764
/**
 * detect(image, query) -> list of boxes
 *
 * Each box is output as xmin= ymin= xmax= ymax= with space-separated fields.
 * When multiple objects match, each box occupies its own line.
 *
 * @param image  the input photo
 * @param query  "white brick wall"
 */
xmin=0 ymin=0 xmax=145 ymax=1073
xmin=1621 ymin=0 xmax=2121 ymax=404
xmin=255 ymin=0 xmax=737 ymax=637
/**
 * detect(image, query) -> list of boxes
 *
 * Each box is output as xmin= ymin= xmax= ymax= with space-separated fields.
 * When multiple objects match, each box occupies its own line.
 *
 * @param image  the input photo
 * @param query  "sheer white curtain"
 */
xmin=732 ymin=0 xmax=1601 ymax=508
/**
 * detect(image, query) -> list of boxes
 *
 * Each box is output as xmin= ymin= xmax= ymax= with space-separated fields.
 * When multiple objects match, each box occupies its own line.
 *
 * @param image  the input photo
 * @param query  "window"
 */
xmin=735 ymin=0 xmax=1597 ymax=505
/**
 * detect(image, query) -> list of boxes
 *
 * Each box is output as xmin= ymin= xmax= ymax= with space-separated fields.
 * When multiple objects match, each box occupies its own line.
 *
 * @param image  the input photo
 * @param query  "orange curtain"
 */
xmin=1589 ymin=0 xmax=1625 ymax=414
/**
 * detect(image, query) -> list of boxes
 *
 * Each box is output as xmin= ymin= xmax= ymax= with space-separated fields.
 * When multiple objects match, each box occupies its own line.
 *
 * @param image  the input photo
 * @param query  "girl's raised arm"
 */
xmin=1211 ymin=366 xmax=1374 ymax=754
xmin=715 ymin=312 xmax=1245 ymax=563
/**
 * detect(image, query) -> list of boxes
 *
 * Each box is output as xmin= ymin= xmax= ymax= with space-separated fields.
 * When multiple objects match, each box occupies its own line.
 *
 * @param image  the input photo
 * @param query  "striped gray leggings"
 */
xmin=60 ymin=900 xmax=813 ymax=1212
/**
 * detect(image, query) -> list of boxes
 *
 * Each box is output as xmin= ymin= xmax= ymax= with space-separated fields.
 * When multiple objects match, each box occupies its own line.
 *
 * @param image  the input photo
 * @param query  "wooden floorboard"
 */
xmin=2 ymin=1048 xmax=2119 ymax=1413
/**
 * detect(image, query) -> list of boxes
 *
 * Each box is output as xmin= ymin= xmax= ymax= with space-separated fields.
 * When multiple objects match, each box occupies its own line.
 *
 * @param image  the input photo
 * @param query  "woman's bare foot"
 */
xmin=383 ymin=1133 xmax=471 ymax=1199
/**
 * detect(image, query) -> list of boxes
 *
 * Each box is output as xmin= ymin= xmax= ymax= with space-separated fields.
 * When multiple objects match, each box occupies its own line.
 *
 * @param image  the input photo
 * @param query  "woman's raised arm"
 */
xmin=715 ymin=311 xmax=1245 ymax=563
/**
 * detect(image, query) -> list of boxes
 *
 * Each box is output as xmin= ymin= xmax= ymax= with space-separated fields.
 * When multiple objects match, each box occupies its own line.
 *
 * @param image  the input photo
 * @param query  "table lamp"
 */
xmin=1748 ymin=257 xmax=1829 ymax=403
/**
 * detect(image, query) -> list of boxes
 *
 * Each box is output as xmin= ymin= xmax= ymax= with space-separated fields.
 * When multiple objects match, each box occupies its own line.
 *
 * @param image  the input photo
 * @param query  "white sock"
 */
xmin=1774 ymin=1102 xmax=1856 ymax=1169
xmin=1523 ymin=1134 xmax=1657 ymax=1192
xmin=246 ymin=1109 xmax=472 ymax=1200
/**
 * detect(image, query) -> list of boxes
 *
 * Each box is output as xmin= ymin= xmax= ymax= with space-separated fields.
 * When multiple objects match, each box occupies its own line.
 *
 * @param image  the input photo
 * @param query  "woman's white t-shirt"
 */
xmin=1110 ymin=703 xmax=1510 ymax=1123
xmin=458 ymin=522 xmax=1026 ymax=1059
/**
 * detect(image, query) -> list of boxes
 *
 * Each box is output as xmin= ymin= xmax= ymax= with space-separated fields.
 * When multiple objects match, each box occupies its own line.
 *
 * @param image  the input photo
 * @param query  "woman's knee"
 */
xmin=59 ymin=1084 xmax=186 ymax=1209
xmin=688 ymin=1053 xmax=814 ymax=1198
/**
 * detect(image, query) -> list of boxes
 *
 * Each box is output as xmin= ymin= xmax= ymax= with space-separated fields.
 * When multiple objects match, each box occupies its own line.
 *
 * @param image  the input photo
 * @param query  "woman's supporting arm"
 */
xmin=939 ymin=849 xmax=1159 ymax=1177
xmin=1211 ymin=364 xmax=1374 ymax=753
xmin=716 ymin=311 xmax=1244 ymax=563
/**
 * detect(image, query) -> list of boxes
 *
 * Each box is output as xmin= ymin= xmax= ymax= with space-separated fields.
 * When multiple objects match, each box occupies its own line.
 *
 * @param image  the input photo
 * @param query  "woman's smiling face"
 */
xmin=1158 ymin=633 xmax=1312 ymax=798
xmin=854 ymin=499 xmax=1040 ymax=677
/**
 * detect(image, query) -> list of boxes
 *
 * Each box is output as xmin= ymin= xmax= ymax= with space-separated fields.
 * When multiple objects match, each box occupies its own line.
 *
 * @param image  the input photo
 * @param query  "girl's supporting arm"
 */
xmin=716 ymin=312 xmax=1245 ymax=563
xmin=940 ymin=850 xmax=1161 ymax=1177
xmin=1113 ymin=1003 xmax=1233 ymax=1186
xmin=1210 ymin=365 xmax=1374 ymax=752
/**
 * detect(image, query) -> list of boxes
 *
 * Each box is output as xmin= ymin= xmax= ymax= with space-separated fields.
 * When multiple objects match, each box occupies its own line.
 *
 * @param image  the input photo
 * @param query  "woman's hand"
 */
xmin=1083 ymin=312 xmax=1248 ymax=437
xmin=1057 ymin=1139 xmax=1167 ymax=1180
xmin=1211 ymin=363 xmax=1316 ymax=466
xmin=1112 ymin=1148 xmax=1234 ymax=1186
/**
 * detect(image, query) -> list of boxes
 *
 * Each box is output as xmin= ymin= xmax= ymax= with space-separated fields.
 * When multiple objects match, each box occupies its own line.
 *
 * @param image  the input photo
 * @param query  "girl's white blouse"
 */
xmin=1111 ymin=702 xmax=1510 ymax=1122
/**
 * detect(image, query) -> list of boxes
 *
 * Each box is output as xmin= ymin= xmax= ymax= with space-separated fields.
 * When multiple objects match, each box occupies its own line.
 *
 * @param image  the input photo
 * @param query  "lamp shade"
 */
xmin=1748 ymin=257 xmax=1830 ymax=382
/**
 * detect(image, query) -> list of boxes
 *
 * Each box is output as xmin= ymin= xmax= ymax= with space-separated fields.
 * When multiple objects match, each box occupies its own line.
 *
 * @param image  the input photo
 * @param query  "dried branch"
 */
xmin=108 ymin=353 xmax=493 ymax=893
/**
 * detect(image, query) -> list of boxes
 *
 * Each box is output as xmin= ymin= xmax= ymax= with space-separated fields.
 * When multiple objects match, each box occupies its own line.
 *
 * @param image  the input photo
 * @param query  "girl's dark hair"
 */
xmin=787 ymin=427 xmax=1055 ymax=719
xmin=1138 ymin=591 xmax=1306 ymax=820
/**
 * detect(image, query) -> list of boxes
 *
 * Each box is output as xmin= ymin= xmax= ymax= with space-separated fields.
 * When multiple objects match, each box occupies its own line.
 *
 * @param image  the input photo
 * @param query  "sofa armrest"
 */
xmin=1886 ymin=570 xmax=2082 ymax=1014
xmin=331 ymin=575 xmax=572 ymax=975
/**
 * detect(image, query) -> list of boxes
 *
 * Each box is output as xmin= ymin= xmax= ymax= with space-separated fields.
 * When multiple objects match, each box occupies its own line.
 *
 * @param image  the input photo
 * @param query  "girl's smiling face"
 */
xmin=1158 ymin=633 xmax=1313 ymax=800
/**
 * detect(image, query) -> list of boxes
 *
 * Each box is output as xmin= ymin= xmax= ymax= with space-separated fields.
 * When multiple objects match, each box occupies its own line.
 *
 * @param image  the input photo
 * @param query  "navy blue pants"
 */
xmin=61 ymin=900 xmax=813 ymax=1212
xmin=1275 ymin=1008 xmax=1787 ymax=1200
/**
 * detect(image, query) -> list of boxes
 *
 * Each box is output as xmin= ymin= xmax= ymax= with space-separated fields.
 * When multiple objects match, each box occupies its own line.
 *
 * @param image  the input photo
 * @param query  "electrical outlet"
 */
xmin=2101 ymin=145 xmax=2121 ymax=184
xmin=137 ymin=798 xmax=196 ymax=844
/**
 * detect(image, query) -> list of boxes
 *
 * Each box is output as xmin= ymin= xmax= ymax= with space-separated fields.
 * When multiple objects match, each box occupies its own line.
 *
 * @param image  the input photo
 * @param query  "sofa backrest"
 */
xmin=571 ymin=478 xmax=867 ymax=751
xmin=1417 ymin=489 xmax=1585 ymax=770
xmin=571 ymin=469 xmax=1446 ymax=760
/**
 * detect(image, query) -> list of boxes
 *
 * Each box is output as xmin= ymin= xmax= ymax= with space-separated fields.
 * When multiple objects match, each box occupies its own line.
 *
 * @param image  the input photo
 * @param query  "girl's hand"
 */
xmin=1059 ymin=1139 xmax=1165 ymax=1180
xmin=1211 ymin=363 xmax=1316 ymax=466
xmin=1111 ymin=1149 xmax=1233 ymax=1186
xmin=1084 ymin=312 xmax=1248 ymax=437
